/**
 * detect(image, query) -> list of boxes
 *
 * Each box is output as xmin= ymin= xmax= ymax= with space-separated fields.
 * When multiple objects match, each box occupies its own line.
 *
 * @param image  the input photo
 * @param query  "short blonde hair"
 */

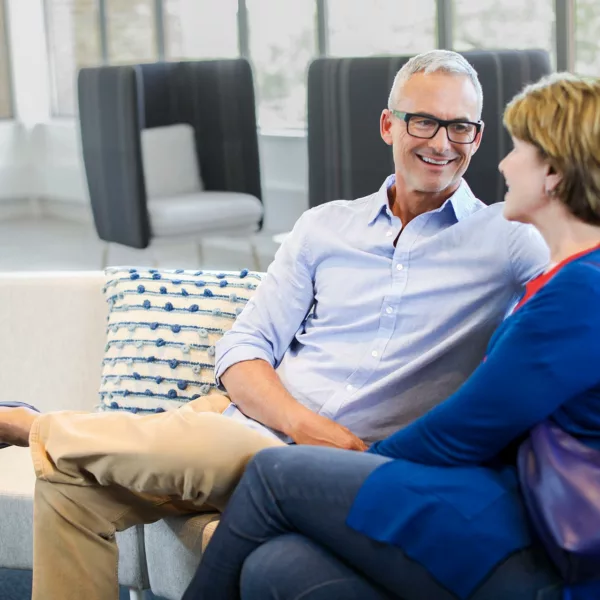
xmin=503 ymin=73 xmax=600 ymax=225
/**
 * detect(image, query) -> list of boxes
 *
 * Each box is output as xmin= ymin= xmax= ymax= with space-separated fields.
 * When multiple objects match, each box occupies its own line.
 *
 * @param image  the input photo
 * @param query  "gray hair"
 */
xmin=388 ymin=50 xmax=483 ymax=118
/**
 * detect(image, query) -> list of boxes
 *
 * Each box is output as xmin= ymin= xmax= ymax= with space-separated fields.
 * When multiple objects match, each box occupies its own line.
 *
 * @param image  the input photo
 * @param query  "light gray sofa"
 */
xmin=0 ymin=271 xmax=224 ymax=599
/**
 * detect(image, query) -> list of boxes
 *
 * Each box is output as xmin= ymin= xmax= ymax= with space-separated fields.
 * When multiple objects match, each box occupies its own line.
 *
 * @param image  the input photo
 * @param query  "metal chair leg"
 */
xmin=197 ymin=241 xmax=204 ymax=268
xmin=249 ymin=239 xmax=261 ymax=271
xmin=101 ymin=243 xmax=109 ymax=270
xmin=129 ymin=590 xmax=147 ymax=600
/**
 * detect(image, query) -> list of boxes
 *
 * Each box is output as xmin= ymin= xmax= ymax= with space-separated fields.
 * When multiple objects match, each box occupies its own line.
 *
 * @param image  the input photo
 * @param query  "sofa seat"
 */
xmin=0 ymin=445 xmax=148 ymax=589
xmin=148 ymin=191 xmax=262 ymax=238
xmin=144 ymin=514 xmax=220 ymax=599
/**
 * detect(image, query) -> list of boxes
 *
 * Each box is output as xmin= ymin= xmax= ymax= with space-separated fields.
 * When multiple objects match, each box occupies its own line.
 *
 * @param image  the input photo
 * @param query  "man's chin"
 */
xmin=413 ymin=178 xmax=460 ymax=195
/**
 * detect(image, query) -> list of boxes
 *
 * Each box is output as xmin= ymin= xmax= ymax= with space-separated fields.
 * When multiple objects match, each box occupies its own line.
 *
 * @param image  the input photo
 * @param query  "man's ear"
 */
xmin=471 ymin=121 xmax=485 ymax=155
xmin=380 ymin=109 xmax=393 ymax=146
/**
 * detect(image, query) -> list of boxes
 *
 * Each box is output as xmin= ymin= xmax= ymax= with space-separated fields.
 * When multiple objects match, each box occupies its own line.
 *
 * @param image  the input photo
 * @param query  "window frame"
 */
xmin=0 ymin=0 xmax=14 ymax=120
xmin=42 ymin=0 xmax=582 ymax=131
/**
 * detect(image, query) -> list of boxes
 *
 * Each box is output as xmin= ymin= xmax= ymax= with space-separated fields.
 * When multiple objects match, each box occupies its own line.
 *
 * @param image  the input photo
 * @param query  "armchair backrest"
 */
xmin=78 ymin=59 xmax=262 ymax=249
xmin=307 ymin=49 xmax=552 ymax=208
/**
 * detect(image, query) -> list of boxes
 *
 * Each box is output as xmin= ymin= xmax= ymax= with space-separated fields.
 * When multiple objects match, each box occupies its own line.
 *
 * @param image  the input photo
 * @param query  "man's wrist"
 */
xmin=282 ymin=406 xmax=322 ymax=441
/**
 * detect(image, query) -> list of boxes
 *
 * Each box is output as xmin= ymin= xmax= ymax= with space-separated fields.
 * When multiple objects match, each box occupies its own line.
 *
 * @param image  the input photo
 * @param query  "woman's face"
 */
xmin=498 ymin=137 xmax=551 ymax=224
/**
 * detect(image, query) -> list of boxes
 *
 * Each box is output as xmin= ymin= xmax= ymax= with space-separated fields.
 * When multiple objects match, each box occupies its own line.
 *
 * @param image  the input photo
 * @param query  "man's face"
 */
xmin=381 ymin=72 xmax=483 ymax=196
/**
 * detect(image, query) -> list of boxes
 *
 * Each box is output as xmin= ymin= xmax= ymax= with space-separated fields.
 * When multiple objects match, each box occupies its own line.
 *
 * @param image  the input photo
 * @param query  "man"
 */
xmin=0 ymin=50 xmax=548 ymax=600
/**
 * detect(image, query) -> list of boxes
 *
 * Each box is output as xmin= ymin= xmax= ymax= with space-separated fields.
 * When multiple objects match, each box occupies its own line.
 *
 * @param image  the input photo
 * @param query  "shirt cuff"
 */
xmin=214 ymin=346 xmax=275 ymax=389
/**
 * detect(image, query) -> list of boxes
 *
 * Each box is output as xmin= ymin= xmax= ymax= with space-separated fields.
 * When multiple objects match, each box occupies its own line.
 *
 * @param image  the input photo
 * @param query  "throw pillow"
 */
xmin=99 ymin=267 xmax=262 ymax=414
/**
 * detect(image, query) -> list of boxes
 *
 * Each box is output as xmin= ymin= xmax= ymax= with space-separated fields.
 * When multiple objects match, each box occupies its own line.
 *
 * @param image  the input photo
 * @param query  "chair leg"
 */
xmin=197 ymin=241 xmax=204 ymax=268
xmin=249 ymin=239 xmax=261 ymax=271
xmin=101 ymin=243 xmax=109 ymax=270
xmin=129 ymin=590 xmax=147 ymax=600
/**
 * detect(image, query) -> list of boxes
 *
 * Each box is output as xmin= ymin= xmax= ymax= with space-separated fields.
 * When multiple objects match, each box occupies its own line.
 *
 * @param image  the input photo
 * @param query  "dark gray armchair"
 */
xmin=78 ymin=59 xmax=263 ymax=266
xmin=307 ymin=49 xmax=552 ymax=208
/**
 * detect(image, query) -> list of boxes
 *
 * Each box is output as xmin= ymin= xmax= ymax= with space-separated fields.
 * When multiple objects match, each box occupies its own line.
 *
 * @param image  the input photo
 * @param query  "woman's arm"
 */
xmin=369 ymin=262 xmax=600 ymax=465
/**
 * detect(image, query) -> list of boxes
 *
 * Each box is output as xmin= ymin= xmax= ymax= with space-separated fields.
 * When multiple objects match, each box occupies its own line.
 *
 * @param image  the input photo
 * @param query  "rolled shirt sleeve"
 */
xmin=215 ymin=211 xmax=316 ymax=386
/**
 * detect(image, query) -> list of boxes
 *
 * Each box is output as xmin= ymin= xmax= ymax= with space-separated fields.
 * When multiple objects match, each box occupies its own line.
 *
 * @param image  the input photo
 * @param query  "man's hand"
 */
xmin=287 ymin=412 xmax=368 ymax=452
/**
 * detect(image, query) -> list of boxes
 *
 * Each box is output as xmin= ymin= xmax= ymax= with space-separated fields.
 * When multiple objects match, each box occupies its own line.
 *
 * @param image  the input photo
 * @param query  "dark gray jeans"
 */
xmin=183 ymin=446 xmax=563 ymax=600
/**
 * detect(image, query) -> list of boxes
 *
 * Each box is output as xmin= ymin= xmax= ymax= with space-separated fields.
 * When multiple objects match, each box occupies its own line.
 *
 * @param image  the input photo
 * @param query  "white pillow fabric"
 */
xmin=141 ymin=124 xmax=204 ymax=199
xmin=99 ymin=267 xmax=262 ymax=414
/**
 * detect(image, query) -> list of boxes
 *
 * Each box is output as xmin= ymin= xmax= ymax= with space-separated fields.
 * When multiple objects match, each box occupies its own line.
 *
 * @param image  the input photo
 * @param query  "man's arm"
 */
xmin=508 ymin=221 xmax=550 ymax=289
xmin=221 ymin=360 xmax=367 ymax=451
xmin=215 ymin=211 xmax=367 ymax=451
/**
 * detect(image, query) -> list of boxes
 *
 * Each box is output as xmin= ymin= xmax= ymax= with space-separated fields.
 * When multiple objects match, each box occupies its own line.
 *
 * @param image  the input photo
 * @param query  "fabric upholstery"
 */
xmin=141 ymin=124 xmax=205 ymax=199
xmin=148 ymin=191 xmax=262 ymax=238
xmin=307 ymin=49 xmax=552 ymax=208
xmin=144 ymin=513 xmax=221 ymax=600
xmin=0 ymin=272 xmax=149 ymax=590
xmin=78 ymin=59 xmax=263 ymax=249
xmin=78 ymin=66 xmax=150 ymax=248
xmin=100 ymin=267 xmax=262 ymax=414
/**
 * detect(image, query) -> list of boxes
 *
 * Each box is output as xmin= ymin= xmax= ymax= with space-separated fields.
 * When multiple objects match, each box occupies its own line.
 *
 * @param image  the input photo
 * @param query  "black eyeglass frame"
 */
xmin=389 ymin=109 xmax=483 ymax=144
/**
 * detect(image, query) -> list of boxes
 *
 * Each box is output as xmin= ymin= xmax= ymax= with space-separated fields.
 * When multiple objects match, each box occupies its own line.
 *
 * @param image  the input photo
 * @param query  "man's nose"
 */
xmin=428 ymin=126 xmax=452 ymax=154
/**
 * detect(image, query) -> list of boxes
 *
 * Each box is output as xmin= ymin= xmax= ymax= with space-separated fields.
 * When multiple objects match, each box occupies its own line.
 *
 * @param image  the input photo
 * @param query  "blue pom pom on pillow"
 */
xmin=99 ymin=267 xmax=262 ymax=414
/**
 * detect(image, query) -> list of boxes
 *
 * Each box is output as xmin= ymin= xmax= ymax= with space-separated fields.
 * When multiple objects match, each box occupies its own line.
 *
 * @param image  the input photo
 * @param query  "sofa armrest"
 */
xmin=0 ymin=271 xmax=107 ymax=412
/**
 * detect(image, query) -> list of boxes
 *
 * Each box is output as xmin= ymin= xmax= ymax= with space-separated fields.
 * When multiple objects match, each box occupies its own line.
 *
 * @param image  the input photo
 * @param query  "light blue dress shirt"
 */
xmin=216 ymin=175 xmax=550 ymax=443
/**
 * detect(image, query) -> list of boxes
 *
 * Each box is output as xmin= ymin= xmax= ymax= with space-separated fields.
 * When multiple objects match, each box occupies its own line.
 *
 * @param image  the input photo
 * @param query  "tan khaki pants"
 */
xmin=28 ymin=395 xmax=285 ymax=600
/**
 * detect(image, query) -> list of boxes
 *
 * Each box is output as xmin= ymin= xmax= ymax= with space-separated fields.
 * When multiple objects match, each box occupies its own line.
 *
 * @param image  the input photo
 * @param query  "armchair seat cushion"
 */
xmin=148 ymin=191 xmax=262 ymax=238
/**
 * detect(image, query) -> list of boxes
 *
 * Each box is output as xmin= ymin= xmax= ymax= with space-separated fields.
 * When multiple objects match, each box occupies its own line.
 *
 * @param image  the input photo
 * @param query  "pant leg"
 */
xmin=28 ymin=395 xmax=285 ymax=600
xmin=240 ymin=534 xmax=396 ymax=600
xmin=29 ymin=395 xmax=284 ymax=511
xmin=185 ymin=446 xmax=562 ymax=600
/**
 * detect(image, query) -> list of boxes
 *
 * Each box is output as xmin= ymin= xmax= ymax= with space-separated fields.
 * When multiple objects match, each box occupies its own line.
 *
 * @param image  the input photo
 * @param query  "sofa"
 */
xmin=0 ymin=270 xmax=237 ymax=600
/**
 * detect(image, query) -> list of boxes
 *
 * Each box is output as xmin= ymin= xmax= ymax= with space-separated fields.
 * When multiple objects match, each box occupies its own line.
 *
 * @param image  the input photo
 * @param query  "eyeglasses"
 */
xmin=389 ymin=109 xmax=482 ymax=144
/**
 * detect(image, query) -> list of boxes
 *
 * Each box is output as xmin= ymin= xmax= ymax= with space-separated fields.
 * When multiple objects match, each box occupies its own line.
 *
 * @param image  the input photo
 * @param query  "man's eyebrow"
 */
xmin=412 ymin=111 xmax=473 ymax=122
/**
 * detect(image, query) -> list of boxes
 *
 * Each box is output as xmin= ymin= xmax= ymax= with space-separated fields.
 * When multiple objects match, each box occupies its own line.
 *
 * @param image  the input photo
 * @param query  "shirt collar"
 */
xmin=367 ymin=174 xmax=481 ymax=225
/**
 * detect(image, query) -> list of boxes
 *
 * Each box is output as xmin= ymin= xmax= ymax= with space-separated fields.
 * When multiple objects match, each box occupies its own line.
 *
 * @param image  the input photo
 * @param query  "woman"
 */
xmin=183 ymin=73 xmax=600 ymax=600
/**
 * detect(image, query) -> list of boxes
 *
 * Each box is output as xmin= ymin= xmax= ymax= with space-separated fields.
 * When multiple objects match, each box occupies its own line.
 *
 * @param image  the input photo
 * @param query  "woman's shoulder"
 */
xmin=551 ymin=251 xmax=600 ymax=292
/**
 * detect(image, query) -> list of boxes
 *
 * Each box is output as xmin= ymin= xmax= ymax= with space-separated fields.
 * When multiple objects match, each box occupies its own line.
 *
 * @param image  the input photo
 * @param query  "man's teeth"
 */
xmin=420 ymin=156 xmax=450 ymax=165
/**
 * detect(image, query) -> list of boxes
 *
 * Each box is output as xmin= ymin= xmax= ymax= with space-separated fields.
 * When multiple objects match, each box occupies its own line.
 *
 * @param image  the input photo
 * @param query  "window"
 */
xmin=453 ymin=0 xmax=555 ymax=62
xmin=246 ymin=0 xmax=317 ymax=130
xmin=327 ymin=0 xmax=436 ymax=57
xmin=46 ymin=0 xmax=102 ymax=116
xmin=164 ymin=0 xmax=238 ymax=61
xmin=106 ymin=0 xmax=158 ymax=64
xmin=575 ymin=0 xmax=600 ymax=75
xmin=0 ymin=0 xmax=12 ymax=118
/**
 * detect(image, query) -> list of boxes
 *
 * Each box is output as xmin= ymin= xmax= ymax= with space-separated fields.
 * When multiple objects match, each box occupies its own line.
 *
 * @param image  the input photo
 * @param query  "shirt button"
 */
xmin=396 ymin=264 xmax=404 ymax=271
xmin=371 ymin=350 xmax=378 ymax=357
xmin=386 ymin=230 xmax=393 ymax=237
xmin=385 ymin=306 xmax=393 ymax=314
xmin=346 ymin=384 xmax=354 ymax=392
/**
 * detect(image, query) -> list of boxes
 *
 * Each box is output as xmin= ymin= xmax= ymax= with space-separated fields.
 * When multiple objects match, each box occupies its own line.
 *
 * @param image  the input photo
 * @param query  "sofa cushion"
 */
xmin=99 ymin=267 xmax=262 ymax=414
xmin=141 ymin=123 xmax=204 ymax=199
xmin=144 ymin=513 xmax=220 ymax=600
xmin=0 ymin=446 xmax=148 ymax=588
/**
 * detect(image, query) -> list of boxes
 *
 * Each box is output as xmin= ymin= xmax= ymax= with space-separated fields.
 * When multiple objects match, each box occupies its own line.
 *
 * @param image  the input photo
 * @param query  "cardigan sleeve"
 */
xmin=369 ymin=262 xmax=600 ymax=465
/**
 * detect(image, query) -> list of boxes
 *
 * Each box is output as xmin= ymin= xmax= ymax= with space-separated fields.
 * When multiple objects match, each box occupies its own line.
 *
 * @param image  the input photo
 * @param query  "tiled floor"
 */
xmin=0 ymin=217 xmax=280 ymax=273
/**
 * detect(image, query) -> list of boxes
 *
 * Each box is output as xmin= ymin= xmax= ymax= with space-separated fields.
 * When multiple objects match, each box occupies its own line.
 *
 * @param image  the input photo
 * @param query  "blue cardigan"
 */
xmin=347 ymin=249 xmax=600 ymax=599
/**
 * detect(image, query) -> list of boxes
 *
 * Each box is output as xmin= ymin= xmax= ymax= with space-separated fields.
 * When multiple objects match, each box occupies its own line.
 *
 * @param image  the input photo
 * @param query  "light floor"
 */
xmin=0 ymin=217 xmax=281 ymax=273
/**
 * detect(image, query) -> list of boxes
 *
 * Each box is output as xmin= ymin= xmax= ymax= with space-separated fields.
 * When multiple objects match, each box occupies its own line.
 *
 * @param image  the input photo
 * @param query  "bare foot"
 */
xmin=0 ymin=407 xmax=38 ymax=447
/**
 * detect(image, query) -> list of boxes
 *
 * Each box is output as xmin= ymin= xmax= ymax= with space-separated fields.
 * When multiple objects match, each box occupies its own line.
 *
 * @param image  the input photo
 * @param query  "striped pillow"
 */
xmin=99 ymin=267 xmax=262 ymax=414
